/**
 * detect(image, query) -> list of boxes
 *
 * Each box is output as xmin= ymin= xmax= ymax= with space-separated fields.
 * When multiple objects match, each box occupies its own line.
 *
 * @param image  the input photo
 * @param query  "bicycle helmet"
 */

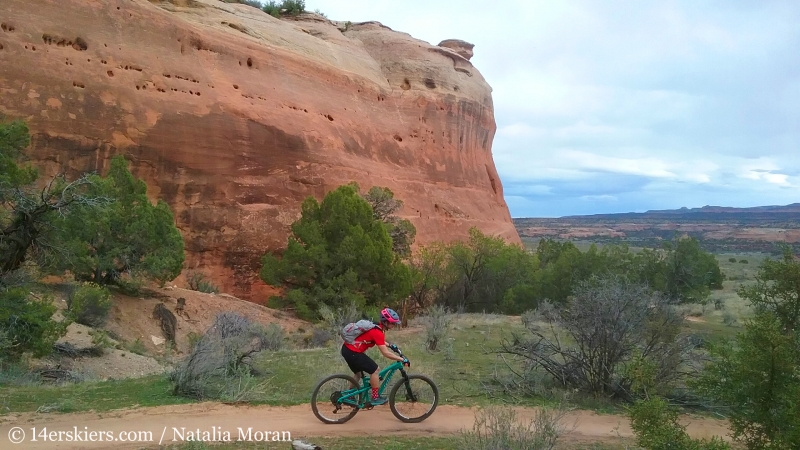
xmin=380 ymin=307 xmax=401 ymax=324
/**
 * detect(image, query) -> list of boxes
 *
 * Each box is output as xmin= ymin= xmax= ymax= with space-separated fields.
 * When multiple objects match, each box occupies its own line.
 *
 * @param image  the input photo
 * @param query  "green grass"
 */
xmin=0 ymin=375 xmax=192 ymax=414
xmin=0 ymin=313 xmax=603 ymax=414
xmin=676 ymin=250 xmax=774 ymax=343
xmin=254 ymin=313 xmax=539 ymax=408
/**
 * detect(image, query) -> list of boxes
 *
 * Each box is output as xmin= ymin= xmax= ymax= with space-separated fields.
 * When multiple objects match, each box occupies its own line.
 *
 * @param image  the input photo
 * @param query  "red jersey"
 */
xmin=344 ymin=326 xmax=385 ymax=353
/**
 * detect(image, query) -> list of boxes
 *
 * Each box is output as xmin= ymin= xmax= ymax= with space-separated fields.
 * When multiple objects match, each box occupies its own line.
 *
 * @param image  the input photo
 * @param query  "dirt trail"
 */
xmin=0 ymin=403 xmax=731 ymax=449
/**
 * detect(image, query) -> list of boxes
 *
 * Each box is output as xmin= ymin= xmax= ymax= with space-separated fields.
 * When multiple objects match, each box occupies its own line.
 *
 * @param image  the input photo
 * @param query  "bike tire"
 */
xmin=311 ymin=374 xmax=361 ymax=424
xmin=388 ymin=374 xmax=439 ymax=423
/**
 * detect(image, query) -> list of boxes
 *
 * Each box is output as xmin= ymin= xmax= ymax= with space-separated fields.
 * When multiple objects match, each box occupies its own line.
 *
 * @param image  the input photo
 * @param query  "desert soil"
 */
xmin=0 ymin=403 xmax=731 ymax=449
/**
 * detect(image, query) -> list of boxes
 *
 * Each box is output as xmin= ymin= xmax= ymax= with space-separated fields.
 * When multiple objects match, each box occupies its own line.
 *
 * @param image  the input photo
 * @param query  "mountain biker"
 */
xmin=340 ymin=307 xmax=409 ymax=406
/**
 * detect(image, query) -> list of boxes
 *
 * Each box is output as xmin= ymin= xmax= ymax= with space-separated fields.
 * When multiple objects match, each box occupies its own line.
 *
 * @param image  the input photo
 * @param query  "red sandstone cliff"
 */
xmin=0 ymin=0 xmax=519 ymax=299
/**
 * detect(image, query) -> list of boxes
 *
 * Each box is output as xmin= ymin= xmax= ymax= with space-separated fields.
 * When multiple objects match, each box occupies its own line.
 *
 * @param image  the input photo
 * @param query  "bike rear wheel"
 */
xmin=311 ymin=374 xmax=361 ymax=424
xmin=388 ymin=374 xmax=439 ymax=423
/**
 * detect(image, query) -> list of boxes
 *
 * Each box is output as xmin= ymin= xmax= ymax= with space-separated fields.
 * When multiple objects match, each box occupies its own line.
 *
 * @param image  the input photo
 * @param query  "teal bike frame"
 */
xmin=335 ymin=360 xmax=413 ymax=409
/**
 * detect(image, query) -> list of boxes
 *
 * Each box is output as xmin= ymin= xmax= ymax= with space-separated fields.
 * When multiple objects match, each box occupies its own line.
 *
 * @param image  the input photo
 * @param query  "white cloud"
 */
xmin=310 ymin=0 xmax=800 ymax=217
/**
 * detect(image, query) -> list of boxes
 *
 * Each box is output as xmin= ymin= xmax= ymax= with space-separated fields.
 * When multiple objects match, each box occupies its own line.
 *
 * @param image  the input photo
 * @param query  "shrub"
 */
xmin=317 ymin=302 xmax=361 ymax=339
xmin=186 ymin=271 xmax=219 ymax=294
xmin=125 ymin=338 xmax=147 ymax=356
xmin=66 ymin=283 xmax=112 ymax=327
xmin=171 ymin=312 xmax=283 ymax=399
xmin=737 ymin=248 xmax=800 ymax=332
xmin=0 ymin=329 xmax=12 ymax=364
xmin=500 ymin=277 xmax=695 ymax=399
xmin=628 ymin=397 xmax=730 ymax=450
xmin=721 ymin=311 xmax=737 ymax=327
xmin=307 ymin=327 xmax=333 ymax=348
xmin=420 ymin=304 xmax=451 ymax=351
xmin=739 ymin=259 xmax=748 ymax=264
xmin=53 ymin=155 xmax=185 ymax=286
xmin=261 ymin=0 xmax=304 ymax=17
xmin=459 ymin=405 xmax=564 ymax=450
xmin=260 ymin=183 xmax=411 ymax=320
xmin=116 ymin=277 xmax=144 ymax=296
xmin=0 ymin=288 xmax=65 ymax=360
xmin=187 ymin=331 xmax=202 ymax=350
xmin=89 ymin=329 xmax=114 ymax=348
xmin=695 ymin=313 xmax=800 ymax=449
xmin=262 ymin=323 xmax=286 ymax=351
xmin=728 ymin=257 xmax=737 ymax=263
xmin=281 ymin=0 xmax=304 ymax=15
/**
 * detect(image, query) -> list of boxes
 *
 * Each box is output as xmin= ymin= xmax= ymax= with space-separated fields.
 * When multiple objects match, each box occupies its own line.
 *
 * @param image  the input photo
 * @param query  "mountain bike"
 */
xmin=311 ymin=345 xmax=438 ymax=424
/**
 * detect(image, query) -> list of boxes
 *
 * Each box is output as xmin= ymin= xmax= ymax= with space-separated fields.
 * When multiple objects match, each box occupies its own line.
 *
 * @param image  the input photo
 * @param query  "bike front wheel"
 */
xmin=388 ymin=374 xmax=439 ymax=423
xmin=311 ymin=374 xmax=361 ymax=424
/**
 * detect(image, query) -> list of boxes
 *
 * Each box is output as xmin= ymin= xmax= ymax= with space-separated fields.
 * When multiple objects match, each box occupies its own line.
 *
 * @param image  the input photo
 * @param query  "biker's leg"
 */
xmin=351 ymin=371 xmax=363 ymax=389
xmin=369 ymin=368 xmax=380 ymax=390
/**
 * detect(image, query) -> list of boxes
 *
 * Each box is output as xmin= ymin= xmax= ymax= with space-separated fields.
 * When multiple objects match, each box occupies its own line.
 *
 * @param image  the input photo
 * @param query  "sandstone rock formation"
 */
xmin=438 ymin=39 xmax=475 ymax=61
xmin=0 ymin=0 xmax=519 ymax=299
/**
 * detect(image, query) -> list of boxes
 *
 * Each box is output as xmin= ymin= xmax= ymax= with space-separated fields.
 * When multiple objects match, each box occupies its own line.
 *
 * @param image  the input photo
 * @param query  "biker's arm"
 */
xmin=377 ymin=344 xmax=404 ymax=362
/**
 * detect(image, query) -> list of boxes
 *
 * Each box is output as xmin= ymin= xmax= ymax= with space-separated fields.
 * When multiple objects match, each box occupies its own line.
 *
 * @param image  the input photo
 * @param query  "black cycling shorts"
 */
xmin=341 ymin=344 xmax=378 ymax=375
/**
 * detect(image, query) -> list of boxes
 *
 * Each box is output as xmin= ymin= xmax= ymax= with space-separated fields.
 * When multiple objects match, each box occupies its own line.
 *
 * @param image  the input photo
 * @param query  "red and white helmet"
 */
xmin=380 ymin=307 xmax=401 ymax=324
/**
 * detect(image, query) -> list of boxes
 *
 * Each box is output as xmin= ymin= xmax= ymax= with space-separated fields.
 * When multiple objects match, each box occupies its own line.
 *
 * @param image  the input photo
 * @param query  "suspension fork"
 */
xmin=399 ymin=368 xmax=418 ymax=402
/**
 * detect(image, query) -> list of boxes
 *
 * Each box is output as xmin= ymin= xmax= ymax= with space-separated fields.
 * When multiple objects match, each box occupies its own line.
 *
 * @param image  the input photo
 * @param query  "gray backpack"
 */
xmin=341 ymin=320 xmax=380 ymax=345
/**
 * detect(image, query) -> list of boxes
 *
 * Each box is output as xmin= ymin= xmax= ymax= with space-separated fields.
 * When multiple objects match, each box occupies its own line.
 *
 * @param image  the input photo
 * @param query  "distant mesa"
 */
xmin=513 ymin=202 xmax=800 ymax=251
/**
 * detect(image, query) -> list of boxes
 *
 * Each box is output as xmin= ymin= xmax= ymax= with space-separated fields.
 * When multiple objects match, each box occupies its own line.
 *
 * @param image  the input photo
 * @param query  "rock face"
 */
xmin=438 ymin=39 xmax=475 ymax=61
xmin=0 ymin=0 xmax=519 ymax=300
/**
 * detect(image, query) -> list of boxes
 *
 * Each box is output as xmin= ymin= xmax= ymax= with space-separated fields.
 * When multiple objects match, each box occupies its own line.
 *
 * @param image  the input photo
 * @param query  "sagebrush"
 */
xmin=459 ymin=405 xmax=564 ymax=450
xmin=171 ymin=312 xmax=285 ymax=400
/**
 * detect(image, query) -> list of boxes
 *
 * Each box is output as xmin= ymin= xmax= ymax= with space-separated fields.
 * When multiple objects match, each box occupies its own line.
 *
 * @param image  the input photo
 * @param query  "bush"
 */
xmin=53 ymin=155 xmax=185 ymax=286
xmin=728 ymin=257 xmax=737 ymax=263
xmin=171 ymin=312 xmax=283 ymax=399
xmin=695 ymin=313 xmax=800 ymax=449
xmin=459 ymin=405 xmax=564 ymax=450
xmin=0 ymin=288 xmax=65 ymax=360
xmin=125 ymin=338 xmax=147 ymax=356
xmin=317 ymin=302 xmax=361 ymax=338
xmin=500 ymin=277 xmax=695 ymax=399
xmin=721 ymin=311 xmax=737 ymax=327
xmin=66 ymin=283 xmax=112 ymax=327
xmin=89 ymin=329 xmax=114 ymax=348
xmin=186 ymin=271 xmax=219 ymax=294
xmin=260 ymin=183 xmax=411 ymax=320
xmin=419 ymin=304 xmax=451 ymax=351
xmin=739 ymin=259 xmax=748 ymax=264
xmin=306 ymin=327 xmax=333 ymax=348
xmin=262 ymin=323 xmax=286 ymax=351
xmin=628 ymin=397 xmax=730 ymax=450
xmin=737 ymin=248 xmax=800 ymax=332
xmin=262 ymin=0 xmax=304 ymax=17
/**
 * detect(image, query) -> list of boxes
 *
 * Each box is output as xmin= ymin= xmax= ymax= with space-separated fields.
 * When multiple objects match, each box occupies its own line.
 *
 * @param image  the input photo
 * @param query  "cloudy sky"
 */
xmin=309 ymin=1 xmax=800 ymax=218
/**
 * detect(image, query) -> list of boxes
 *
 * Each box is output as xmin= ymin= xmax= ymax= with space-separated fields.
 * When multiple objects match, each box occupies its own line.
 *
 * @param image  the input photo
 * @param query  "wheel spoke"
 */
xmin=389 ymin=375 xmax=438 ymax=423
xmin=312 ymin=375 xmax=361 ymax=424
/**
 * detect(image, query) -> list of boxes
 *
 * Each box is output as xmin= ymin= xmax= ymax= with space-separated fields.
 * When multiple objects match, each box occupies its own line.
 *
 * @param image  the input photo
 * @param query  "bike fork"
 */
xmin=399 ymin=369 xmax=418 ymax=402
